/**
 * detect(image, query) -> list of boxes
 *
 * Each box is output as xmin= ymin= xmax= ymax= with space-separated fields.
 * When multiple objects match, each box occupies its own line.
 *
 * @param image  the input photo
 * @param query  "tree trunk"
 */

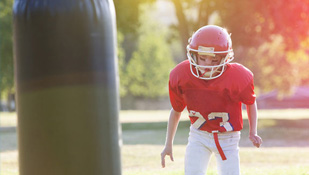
xmin=171 ymin=0 xmax=190 ymax=60
xmin=197 ymin=0 xmax=210 ymax=27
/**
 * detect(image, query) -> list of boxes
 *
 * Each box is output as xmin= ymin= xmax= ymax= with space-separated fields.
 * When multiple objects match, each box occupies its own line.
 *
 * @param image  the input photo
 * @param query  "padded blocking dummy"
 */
xmin=13 ymin=0 xmax=122 ymax=174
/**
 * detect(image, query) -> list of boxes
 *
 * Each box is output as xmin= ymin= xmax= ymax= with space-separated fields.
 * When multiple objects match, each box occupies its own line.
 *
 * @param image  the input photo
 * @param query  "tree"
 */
xmin=169 ymin=0 xmax=220 ymax=53
xmin=126 ymin=5 xmax=175 ymax=98
xmin=169 ymin=0 xmax=309 ymax=93
xmin=218 ymin=0 xmax=309 ymax=92
xmin=171 ymin=0 xmax=309 ymax=52
xmin=218 ymin=0 xmax=309 ymax=50
xmin=170 ymin=0 xmax=190 ymax=55
xmin=114 ymin=0 xmax=153 ymax=35
xmin=117 ymin=31 xmax=128 ymax=97
xmin=0 ymin=0 xmax=14 ymax=99
xmin=114 ymin=0 xmax=155 ymax=64
xmin=246 ymin=36 xmax=297 ymax=94
xmin=286 ymin=38 xmax=309 ymax=86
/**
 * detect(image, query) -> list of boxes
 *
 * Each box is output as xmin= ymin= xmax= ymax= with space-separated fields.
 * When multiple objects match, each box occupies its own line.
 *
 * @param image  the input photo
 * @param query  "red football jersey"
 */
xmin=169 ymin=60 xmax=256 ymax=132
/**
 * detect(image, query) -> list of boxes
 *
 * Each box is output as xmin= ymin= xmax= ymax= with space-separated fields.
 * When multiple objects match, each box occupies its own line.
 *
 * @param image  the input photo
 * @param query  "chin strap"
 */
xmin=212 ymin=131 xmax=227 ymax=161
xmin=199 ymin=68 xmax=209 ymax=77
xmin=198 ymin=67 xmax=221 ymax=79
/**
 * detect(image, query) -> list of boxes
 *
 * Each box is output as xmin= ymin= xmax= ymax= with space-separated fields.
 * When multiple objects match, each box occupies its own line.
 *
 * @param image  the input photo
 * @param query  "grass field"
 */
xmin=1 ymin=109 xmax=309 ymax=175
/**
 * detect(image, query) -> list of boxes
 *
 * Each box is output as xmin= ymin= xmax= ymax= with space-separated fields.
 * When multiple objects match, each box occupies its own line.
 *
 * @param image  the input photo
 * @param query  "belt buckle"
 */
xmin=212 ymin=130 xmax=219 ymax=134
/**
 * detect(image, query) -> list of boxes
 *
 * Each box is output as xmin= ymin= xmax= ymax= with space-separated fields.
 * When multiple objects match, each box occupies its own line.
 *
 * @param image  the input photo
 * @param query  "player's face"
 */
xmin=197 ymin=54 xmax=223 ymax=67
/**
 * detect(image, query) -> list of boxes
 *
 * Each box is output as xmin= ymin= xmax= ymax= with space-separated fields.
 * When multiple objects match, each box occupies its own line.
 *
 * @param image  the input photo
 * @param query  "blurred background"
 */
xmin=1 ymin=0 xmax=309 ymax=175
xmin=1 ymin=0 xmax=309 ymax=110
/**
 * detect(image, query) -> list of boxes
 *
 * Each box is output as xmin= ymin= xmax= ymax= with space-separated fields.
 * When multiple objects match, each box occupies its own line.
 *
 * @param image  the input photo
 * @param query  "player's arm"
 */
xmin=246 ymin=100 xmax=263 ymax=148
xmin=161 ymin=108 xmax=182 ymax=168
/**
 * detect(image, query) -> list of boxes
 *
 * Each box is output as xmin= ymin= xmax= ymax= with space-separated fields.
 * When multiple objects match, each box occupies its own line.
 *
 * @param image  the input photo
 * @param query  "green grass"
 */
xmin=2 ymin=108 xmax=309 ymax=127
xmin=2 ymin=146 xmax=309 ymax=175
xmin=122 ymin=145 xmax=309 ymax=175
xmin=1 ymin=109 xmax=309 ymax=175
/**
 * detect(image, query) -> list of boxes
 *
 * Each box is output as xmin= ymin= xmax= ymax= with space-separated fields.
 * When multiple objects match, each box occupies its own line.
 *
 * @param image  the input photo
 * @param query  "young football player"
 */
xmin=161 ymin=25 xmax=263 ymax=175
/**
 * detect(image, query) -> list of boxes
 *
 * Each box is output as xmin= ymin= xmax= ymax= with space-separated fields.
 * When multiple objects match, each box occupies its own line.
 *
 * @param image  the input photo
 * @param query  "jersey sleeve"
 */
xmin=239 ymin=78 xmax=256 ymax=105
xmin=230 ymin=63 xmax=256 ymax=105
xmin=168 ymin=70 xmax=186 ymax=112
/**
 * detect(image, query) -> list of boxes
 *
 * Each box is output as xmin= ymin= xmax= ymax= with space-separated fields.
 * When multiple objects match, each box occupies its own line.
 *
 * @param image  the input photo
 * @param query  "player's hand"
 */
xmin=249 ymin=134 xmax=263 ymax=148
xmin=161 ymin=145 xmax=174 ymax=168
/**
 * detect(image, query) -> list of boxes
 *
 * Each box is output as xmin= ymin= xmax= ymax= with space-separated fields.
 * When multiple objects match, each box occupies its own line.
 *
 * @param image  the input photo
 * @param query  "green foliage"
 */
xmin=215 ymin=0 xmax=309 ymax=51
xmin=117 ymin=31 xmax=129 ymax=97
xmin=114 ymin=0 xmax=140 ymax=35
xmin=126 ymin=6 xmax=175 ymax=98
xmin=126 ymin=33 xmax=175 ymax=98
xmin=114 ymin=0 xmax=155 ymax=35
xmin=171 ymin=0 xmax=309 ymax=93
xmin=245 ymin=35 xmax=309 ymax=96
xmin=0 ymin=0 xmax=14 ymax=96
xmin=286 ymin=38 xmax=309 ymax=86
xmin=217 ymin=0 xmax=309 ymax=91
xmin=245 ymin=36 xmax=295 ymax=94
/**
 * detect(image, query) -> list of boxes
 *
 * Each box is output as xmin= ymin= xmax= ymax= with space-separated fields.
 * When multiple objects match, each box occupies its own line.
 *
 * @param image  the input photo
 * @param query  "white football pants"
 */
xmin=185 ymin=126 xmax=241 ymax=175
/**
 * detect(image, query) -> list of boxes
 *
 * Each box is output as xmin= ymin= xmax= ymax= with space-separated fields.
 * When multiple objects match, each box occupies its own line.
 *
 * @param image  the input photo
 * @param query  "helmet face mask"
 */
xmin=187 ymin=25 xmax=234 ymax=80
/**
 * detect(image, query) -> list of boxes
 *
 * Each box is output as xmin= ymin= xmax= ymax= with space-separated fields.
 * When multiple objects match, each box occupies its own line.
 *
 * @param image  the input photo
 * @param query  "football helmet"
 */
xmin=187 ymin=25 xmax=234 ymax=80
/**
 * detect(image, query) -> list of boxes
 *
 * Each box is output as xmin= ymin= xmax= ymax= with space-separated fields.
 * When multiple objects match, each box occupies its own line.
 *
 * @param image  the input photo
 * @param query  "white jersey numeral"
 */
xmin=208 ymin=112 xmax=233 ymax=131
xmin=189 ymin=110 xmax=233 ymax=131
xmin=189 ymin=110 xmax=206 ymax=129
